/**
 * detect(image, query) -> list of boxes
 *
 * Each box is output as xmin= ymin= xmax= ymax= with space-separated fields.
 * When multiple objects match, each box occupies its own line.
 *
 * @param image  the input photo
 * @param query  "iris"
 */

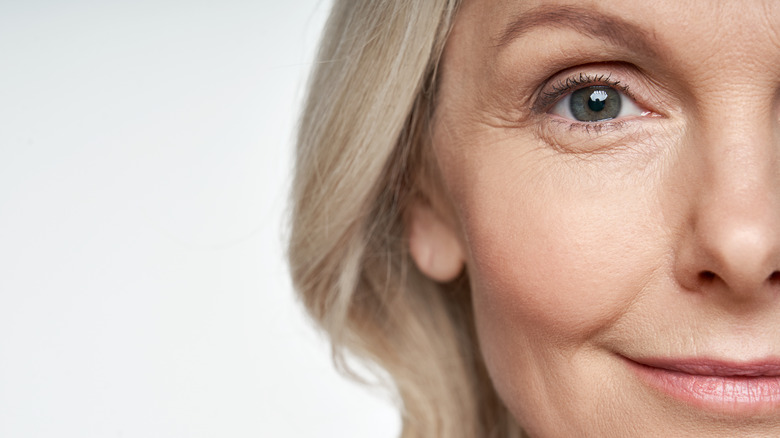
xmin=570 ymin=86 xmax=621 ymax=122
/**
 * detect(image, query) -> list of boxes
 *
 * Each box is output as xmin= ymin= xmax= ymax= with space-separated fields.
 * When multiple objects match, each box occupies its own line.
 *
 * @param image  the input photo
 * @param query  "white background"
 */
xmin=0 ymin=1 xmax=399 ymax=437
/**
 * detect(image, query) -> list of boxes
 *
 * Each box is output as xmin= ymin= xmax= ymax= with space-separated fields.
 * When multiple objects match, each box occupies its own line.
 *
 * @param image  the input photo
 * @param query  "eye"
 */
xmin=550 ymin=85 xmax=643 ymax=122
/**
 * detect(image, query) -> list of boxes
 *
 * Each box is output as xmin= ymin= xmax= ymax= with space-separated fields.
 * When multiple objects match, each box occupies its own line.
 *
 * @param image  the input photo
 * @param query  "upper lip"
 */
xmin=628 ymin=357 xmax=780 ymax=377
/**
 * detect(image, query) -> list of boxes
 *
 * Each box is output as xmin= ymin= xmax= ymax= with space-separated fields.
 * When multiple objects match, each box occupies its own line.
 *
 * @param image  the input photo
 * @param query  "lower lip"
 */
xmin=626 ymin=359 xmax=780 ymax=414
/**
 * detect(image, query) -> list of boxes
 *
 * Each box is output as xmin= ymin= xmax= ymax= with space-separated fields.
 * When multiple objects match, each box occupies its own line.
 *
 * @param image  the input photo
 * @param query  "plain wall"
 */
xmin=0 ymin=1 xmax=399 ymax=437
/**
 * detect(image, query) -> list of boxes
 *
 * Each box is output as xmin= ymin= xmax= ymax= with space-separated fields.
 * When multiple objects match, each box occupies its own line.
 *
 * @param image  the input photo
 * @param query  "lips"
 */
xmin=634 ymin=358 xmax=780 ymax=377
xmin=625 ymin=356 xmax=780 ymax=414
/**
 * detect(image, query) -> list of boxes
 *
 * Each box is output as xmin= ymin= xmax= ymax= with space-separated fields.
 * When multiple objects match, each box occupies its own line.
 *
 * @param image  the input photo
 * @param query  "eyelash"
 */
xmin=535 ymin=72 xmax=634 ymax=114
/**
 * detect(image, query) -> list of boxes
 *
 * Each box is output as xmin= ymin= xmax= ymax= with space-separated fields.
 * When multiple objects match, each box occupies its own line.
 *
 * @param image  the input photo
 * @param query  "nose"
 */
xmin=673 ymin=99 xmax=780 ymax=305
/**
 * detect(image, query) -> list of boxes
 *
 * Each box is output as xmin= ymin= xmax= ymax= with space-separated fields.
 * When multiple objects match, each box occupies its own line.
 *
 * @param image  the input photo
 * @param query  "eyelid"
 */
xmin=528 ymin=66 xmax=671 ymax=153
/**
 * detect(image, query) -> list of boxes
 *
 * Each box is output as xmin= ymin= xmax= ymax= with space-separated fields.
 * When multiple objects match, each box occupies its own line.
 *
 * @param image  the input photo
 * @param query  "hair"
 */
xmin=288 ymin=1 xmax=524 ymax=437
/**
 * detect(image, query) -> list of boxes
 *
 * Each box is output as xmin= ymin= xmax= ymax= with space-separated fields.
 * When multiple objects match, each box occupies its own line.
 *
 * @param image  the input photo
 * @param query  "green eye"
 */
xmin=551 ymin=85 xmax=642 ymax=122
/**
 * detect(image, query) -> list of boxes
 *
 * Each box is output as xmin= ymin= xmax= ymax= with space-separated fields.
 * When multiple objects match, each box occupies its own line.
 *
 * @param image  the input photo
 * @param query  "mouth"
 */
xmin=624 ymin=356 xmax=780 ymax=415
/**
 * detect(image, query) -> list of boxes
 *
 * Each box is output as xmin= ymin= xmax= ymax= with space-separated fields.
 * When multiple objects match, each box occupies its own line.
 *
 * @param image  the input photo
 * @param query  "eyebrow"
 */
xmin=495 ymin=5 xmax=658 ymax=56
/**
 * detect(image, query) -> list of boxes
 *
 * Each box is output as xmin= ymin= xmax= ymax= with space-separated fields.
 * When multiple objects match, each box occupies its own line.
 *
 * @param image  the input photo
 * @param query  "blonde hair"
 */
xmin=289 ymin=1 xmax=523 ymax=436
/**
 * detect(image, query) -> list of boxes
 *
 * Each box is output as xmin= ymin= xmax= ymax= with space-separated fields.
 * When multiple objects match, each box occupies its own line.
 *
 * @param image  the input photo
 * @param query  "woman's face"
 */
xmin=410 ymin=0 xmax=780 ymax=435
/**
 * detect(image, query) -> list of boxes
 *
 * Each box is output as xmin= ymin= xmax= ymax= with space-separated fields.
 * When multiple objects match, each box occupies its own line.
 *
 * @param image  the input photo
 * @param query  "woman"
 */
xmin=289 ymin=0 xmax=780 ymax=436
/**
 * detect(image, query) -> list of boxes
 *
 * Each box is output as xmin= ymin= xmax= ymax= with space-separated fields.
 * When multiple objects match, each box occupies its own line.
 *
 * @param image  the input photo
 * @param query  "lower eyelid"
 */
xmin=536 ymin=118 xmax=649 ymax=154
xmin=550 ymin=117 xmax=627 ymax=133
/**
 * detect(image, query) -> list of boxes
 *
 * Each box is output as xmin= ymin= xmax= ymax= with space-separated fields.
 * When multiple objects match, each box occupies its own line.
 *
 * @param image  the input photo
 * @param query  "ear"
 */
xmin=406 ymin=200 xmax=465 ymax=282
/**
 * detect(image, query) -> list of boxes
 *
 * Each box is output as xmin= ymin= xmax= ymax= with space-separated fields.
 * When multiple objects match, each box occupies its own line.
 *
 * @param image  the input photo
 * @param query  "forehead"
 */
xmin=456 ymin=0 xmax=780 ymax=30
xmin=447 ymin=0 xmax=780 ymax=68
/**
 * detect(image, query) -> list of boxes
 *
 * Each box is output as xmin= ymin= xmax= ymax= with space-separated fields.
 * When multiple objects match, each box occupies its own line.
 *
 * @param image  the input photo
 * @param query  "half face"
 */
xmin=407 ymin=0 xmax=780 ymax=436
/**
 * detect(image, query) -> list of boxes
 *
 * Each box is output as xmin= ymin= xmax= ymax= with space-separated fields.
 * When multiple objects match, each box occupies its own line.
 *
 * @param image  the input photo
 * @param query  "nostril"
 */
xmin=699 ymin=270 xmax=717 ymax=282
xmin=769 ymin=271 xmax=780 ymax=283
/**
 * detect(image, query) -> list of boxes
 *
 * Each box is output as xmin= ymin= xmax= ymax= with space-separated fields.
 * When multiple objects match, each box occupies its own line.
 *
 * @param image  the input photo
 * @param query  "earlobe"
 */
xmin=406 ymin=200 xmax=465 ymax=282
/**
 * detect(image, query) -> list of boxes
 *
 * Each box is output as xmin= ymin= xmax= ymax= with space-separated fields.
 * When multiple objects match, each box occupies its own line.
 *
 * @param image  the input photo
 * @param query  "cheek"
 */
xmin=467 ymin=192 xmax=649 ymax=339
xmin=449 ymin=145 xmax=669 ymax=389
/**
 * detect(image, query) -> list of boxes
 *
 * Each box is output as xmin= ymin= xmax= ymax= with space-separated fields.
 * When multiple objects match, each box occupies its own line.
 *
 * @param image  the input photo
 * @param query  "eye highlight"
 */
xmin=551 ymin=85 xmax=643 ymax=122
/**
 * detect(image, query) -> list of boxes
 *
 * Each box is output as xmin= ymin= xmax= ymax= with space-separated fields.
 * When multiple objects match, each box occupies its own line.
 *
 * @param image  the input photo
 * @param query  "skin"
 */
xmin=407 ymin=0 xmax=780 ymax=436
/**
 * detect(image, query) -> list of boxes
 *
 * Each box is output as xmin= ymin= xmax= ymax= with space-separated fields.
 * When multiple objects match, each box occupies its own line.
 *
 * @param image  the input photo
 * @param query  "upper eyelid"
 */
xmin=545 ymin=73 xmax=625 ymax=98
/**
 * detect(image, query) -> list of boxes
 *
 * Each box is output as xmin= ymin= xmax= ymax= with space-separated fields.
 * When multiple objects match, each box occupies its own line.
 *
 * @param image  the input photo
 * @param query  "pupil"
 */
xmin=588 ymin=90 xmax=608 ymax=112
